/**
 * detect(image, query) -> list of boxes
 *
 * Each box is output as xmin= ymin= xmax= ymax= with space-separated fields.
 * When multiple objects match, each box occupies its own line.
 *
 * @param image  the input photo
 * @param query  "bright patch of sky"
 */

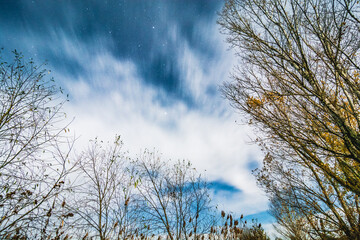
xmin=0 ymin=0 xmax=275 ymax=236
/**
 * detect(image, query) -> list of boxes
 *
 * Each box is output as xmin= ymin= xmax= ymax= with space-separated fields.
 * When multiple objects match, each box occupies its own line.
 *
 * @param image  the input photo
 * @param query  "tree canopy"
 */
xmin=218 ymin=0 xmax=360 ymax=238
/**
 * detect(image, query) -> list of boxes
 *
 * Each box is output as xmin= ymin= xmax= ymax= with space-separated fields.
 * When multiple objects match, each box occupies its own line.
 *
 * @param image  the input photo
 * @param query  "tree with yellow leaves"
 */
xmin=218 ymin=0 xmax=360 ymax=238
xmin=255 ymin=152 xmax=360 ymax=239
xmin=219 ymin=0 xmax=360 ymax=200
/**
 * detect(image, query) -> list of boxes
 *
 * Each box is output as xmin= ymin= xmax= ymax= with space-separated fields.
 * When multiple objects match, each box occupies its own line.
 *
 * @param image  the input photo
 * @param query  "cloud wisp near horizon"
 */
xmin=0 ymin=0 xmax=274 ymax=231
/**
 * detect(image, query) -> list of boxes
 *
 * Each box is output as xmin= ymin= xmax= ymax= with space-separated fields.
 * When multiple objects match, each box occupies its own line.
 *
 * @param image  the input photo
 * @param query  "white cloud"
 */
xmin=176 ymin=19 xmax=237 ymax=111
xmin=41 ymin=23 xmax=269 ymax=219
xmin=60 ymin=48 xmax=267 ymax=215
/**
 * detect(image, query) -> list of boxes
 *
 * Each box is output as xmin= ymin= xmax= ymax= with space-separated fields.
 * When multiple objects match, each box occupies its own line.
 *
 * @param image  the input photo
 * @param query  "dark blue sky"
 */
xmin=0 ymin=0 xmax=273 ymax=233
xmin=0 ymin=0 xmax=223 ymax=107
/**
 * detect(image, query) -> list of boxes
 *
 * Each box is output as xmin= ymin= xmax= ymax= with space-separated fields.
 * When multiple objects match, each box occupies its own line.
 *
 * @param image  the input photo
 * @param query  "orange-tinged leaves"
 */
xmin=246 ymin=96 xmax=264 ymax=109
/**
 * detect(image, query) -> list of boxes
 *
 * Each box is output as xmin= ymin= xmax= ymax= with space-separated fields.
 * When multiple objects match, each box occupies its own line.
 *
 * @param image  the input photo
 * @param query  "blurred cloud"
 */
xmin=57 ymin=41 xmax=268 ymax=218
xmin=0 ymin=0 xmax=271 ymax=226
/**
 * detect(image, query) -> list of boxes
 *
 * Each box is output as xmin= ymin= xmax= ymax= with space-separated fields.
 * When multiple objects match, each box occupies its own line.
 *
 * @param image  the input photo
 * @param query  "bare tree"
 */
xmin=0 ymin=50 xmax=75 ymax=238
xmin=71 ymin=136 xmax=139 ymax=240
xmin=255 ymin=152 xmax=360 ymax=239
xmin=134 ymin=150 xmax=215 ymax=240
